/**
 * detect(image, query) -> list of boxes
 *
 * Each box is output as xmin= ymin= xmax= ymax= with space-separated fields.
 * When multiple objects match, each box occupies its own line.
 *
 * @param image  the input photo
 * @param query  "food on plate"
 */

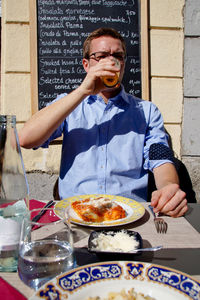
xmin=86 ymin=287 xmax=156 ymax=299
xmin=71 ymin=196 xmax=126 ymax=223
xmin=90 ymin=230 xmax=139 ymax=252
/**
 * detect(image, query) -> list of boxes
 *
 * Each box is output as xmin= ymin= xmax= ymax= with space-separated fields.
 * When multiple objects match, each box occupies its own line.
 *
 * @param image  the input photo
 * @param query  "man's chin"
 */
xmin=102 ymin=83 xmax=121 ymax=93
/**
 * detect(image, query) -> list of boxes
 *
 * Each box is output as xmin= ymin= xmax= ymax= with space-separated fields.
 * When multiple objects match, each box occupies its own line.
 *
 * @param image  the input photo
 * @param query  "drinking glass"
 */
xmin=101 ymin=58 xmax=120 ymax=88
xmin=18 ymin=207 xmax=75 ymax=290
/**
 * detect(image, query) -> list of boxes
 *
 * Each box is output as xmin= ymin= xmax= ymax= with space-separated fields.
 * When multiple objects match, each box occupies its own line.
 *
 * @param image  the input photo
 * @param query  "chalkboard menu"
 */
xmin=36 ymin=0 xmax=142 ymax=110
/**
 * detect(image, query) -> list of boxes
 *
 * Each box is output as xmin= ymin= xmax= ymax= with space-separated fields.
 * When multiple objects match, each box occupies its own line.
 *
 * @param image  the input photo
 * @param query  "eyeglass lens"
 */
xmin=89 ymin=51 xmax=126 ymax=61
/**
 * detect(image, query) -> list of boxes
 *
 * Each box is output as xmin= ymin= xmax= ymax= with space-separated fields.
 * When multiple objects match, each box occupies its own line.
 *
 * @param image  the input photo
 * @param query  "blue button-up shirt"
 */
xmin=40 ymin=87 xmax=173 ymax=202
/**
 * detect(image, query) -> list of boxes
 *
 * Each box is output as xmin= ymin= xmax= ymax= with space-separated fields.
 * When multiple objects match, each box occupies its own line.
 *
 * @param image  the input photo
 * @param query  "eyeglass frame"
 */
xmin=87 ymin=51 xmax=127 ymax=62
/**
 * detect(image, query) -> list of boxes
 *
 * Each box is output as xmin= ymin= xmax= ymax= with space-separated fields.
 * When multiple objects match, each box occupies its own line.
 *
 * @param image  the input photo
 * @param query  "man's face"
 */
xmin=83 ymin=36 xmax=126 ymax=83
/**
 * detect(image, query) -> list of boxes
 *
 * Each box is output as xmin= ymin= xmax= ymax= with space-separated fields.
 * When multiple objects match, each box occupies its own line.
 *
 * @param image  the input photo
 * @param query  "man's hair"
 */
xmin=83 ymin=27 xmax=126 ymax=59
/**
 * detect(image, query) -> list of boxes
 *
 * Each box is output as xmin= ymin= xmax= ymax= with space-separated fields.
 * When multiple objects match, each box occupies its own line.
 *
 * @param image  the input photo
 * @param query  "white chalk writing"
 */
xmin=37 ymin=0 xmax=141 ymax=109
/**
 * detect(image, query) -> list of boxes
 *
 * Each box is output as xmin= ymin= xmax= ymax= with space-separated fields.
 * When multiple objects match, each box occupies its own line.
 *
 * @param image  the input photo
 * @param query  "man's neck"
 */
xmin=99 ymin=85 xmax=122 ymax=103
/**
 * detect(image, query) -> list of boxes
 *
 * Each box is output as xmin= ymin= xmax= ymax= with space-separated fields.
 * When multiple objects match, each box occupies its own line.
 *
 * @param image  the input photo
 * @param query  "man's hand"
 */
xmin=151 ymin=183 xmax=188 ymax=217
xmin=81 ymin=58 xmax=121 ymax=96
xmin=151 ymin=163 xmax=188 ymax=217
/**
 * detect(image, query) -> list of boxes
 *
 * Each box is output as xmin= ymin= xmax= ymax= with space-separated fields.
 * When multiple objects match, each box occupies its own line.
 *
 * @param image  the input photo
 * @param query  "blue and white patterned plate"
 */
xmin=55 ymin=194 xmax=145 ymax=227
xmin=30 ymin=261 xmax=200 ymax=300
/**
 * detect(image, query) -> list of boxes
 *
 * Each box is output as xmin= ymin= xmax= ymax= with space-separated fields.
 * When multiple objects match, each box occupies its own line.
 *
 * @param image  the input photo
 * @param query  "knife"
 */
xmin=31 ymin=200 xmax=55 ymax=223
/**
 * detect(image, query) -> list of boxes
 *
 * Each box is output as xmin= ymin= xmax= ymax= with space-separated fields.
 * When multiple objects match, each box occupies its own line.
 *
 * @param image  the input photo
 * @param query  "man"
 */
xmin=19 ymin=28 xmax=187 ymax=217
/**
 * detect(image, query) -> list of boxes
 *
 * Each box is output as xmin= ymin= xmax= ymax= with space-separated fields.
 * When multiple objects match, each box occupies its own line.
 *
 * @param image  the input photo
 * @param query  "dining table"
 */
xmin=1 ymin=201 xmax=200 ymax=299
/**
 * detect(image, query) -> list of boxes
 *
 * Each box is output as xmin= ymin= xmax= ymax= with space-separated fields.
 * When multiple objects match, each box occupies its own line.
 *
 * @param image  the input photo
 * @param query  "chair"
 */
xmin=53 ymin=178 xmax=60 ymax=200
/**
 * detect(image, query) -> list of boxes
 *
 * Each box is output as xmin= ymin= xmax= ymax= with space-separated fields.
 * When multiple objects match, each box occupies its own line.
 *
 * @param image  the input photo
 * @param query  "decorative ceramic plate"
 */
xmin=54 ymin=194 xmax=145 ymax=227
xmin=30 ymin=261 xmax=200 ymax=300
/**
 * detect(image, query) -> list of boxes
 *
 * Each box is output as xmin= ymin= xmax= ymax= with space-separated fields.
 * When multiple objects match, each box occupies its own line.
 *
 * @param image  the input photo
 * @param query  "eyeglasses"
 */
xmin=88 ymin=51 xmax=126 ymax=62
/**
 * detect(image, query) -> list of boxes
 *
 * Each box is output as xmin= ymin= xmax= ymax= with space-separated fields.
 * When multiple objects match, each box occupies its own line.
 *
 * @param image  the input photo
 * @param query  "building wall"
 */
xmin=1 ymin=0 xmax=198 ymax=201
xmin=150 ymin=0 xmax=184 ymax=158
xmin=182 ymin=0 xmax=200 ymax=202
xmin=1 ymin=0 xmax=61 ymax=178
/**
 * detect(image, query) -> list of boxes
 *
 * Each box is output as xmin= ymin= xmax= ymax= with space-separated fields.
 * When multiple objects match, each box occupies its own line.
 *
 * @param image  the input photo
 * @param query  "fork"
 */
xmin=149 ymin=205 xmax=168 ymax=234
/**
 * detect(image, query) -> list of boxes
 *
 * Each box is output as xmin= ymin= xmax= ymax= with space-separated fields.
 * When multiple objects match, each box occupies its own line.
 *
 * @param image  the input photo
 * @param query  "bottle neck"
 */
xmin=0 ymin=115 xmax=16 ymax=127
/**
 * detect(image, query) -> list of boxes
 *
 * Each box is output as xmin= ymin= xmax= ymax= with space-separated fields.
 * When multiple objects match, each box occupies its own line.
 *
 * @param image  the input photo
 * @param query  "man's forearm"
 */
xmin=19 ymin=86 xmax=87 ymax=149
xmin=151 ymin=163 xmax=187 ymax=217
xmin=153 ymin=163 xmax=179 ymax=190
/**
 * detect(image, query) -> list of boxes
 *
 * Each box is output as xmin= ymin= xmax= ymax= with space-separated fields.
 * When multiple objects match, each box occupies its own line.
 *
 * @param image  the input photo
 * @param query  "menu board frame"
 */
xmin=29 ymin=0 xmax=149 ymax=114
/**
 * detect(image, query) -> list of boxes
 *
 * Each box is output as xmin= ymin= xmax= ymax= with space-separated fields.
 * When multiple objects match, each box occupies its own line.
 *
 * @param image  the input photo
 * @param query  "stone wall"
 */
xmin=150 ymin=0 xmax=184 ymax=158
xmin=1 ymin=0 xmax=61 ymax=175
xmin=182 ymin=0 xmax=200 ymax=202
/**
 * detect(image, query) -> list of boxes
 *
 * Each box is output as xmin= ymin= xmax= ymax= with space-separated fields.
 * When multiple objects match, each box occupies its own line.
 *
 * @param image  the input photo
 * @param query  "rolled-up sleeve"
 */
xmin=38 ymin=125 xmax=64 ymax=149
xmin=143 ymin=103 xmax=174 ymax=171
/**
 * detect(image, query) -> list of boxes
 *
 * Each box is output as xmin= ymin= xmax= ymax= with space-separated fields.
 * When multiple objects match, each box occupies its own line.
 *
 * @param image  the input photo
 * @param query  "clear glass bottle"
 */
xmin=0 ymin=115 xmax=29 ymax=272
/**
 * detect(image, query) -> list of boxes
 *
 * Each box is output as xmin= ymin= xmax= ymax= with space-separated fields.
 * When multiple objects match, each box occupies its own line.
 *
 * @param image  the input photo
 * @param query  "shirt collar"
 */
xmin=86 ymin=85 xmax=130 ymax=105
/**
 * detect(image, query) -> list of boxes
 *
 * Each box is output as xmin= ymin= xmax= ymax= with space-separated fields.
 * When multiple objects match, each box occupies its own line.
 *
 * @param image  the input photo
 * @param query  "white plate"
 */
xmin=30 ymin=261 xmax=200 ymax=300
xmin=54 ymin=194 xmax=145 ymax=227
